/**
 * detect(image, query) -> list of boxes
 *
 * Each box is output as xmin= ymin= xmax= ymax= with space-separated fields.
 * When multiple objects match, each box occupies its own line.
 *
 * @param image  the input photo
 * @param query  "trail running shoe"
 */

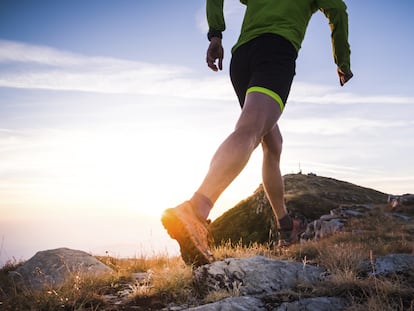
xmin=161 ymin=201 xmax=214 ymax=266
xmin=277 ymin=215 xmax=308 ymax=248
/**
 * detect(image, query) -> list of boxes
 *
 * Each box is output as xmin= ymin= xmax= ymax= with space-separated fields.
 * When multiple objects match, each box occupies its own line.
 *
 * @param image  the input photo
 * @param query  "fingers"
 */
xmin=338 ymin=69 xmax=353 ymax=86
xmin=206 ymin=39 xmax=224 ymax=72
xmin=206 ymin=49 xmax=223 ymax=71
xmin=218 ymin=57 xmax=223 ymax=71
xmin=206 ymin=56 xmax=218 ymax=71
xmin=206 ymin=54 xmax=222 ymax=71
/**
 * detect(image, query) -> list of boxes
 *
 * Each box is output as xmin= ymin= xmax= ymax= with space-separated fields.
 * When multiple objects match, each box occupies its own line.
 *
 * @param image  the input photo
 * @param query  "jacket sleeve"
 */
xmin=318 ymin=0 xmax=351 ymax=72
xmin=206 ymin=0 xmax=226 ymax=34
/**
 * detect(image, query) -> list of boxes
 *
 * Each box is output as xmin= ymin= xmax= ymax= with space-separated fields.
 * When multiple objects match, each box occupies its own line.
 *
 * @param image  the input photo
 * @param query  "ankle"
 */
xmin=278 ymin=214 xmax=293 ymax=231
xmin=190 ymin=192 xmax=213 ymax=220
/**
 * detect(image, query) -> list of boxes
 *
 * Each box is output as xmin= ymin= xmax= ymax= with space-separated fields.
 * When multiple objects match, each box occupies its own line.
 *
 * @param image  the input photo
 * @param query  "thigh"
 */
xmin=249 ymin=34 xmax=297 ymax=108
xmin=230 ymin=33 xmax=297 ymax=112
xmin=235 ymin=92 xmax=283 ymax=139
xmin=230 ymin=43 xmax=251 ymax=107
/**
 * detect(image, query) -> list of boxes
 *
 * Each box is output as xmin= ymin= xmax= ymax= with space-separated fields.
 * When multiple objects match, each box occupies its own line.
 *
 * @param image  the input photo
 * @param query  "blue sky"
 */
xmin=1 ymin=0 xmax=413 ymax=265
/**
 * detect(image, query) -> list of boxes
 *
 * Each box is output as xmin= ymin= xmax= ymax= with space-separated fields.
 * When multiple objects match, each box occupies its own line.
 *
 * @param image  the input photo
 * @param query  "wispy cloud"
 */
xmin=1 ymin=39 xmax=414 ymax=107
xmin=0 ymin=39 xmax=234 ymax=100
xmin=195 ymin=1 xmax=245 ymax=33
xmin=281 ymin=117 xmax=411 ymax=135
xmin=290 ymin=82 xmax=414 ymax=105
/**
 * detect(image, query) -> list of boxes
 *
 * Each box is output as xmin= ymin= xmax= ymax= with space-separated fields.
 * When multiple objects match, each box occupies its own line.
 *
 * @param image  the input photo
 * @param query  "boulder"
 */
xmin=361 ymin=253 xmax=414 ymax=277
xmin=273 ymin=297 xmax=348 ymax=311
xmin=301 ymin=218 xmax=345 ymax=240
xmin=388 ymin=194 xmax=414 ymax=209
xmin=187 ymin=296 xmax=265 ymax=311
xmin=301 ymin=204 xmax=374 ymax=241
xmin=186 ymin=295 xmax=348 ymax=311
xmin=10 ymin=248 xmax=113 ymax=290
xmin=193 ymin=256 xmax=325 ymax=297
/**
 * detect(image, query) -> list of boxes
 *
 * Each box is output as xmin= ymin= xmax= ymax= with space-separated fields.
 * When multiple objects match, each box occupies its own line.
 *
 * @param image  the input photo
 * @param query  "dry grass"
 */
xmin=1 ymin=208 xmax=413 ymax=310
xmin=212 ymin=239 xmax=273 ymax=260
xmin=280 ymin=208 xmax=414 ymax=310
xmin=0 ymin=253 xmax=196 ymax=311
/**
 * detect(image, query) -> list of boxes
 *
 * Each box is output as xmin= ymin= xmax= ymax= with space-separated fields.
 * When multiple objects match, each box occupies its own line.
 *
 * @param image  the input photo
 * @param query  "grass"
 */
xmin=1 ymin=207 xmax=413 ymax=310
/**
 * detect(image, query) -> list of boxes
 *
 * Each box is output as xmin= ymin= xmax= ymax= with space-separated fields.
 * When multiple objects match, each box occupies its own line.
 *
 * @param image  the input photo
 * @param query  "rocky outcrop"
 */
xmin=187 ymin=296 xmax=265 ymax=311
xmin=186 ymin=296 xmax=349 ymax=311
xmin=388 ymin=193 xmax=414 ymax=210
xmin=185 ymin=254 xmax=414 ymax=311
xmin=272 ymin=297 xmax=349 ymax=311
xmin=189 ymin=255 xmax=348 ymax=310
xmin=7 ymin=250 xmax=414 ymax=310
xmin=301 ymin=204 xmax=374 ymax=241
xmin=362 ymin=253 xmax=414 ymax=277
xmin=9 ymin=248 xmax=113 ymax=290
xmin=193 ymin=256 xmax=324 ymax=297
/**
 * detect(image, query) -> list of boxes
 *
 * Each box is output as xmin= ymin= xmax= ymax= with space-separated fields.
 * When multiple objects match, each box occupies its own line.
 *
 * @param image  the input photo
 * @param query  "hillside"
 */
xmin=209 ymin=173 xmax=389 ymax=246
xmin=1 ymin=173 xmax=413 ymax=310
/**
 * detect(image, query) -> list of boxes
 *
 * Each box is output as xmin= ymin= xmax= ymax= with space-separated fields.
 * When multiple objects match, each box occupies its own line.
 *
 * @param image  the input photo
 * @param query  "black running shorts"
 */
xmin=230 ymin=33 xmax=298 ymax=111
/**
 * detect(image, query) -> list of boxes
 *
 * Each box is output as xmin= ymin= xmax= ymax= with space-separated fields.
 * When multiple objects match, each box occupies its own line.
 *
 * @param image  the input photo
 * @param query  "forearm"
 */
xmin=322 ymin=7 xmax=351 ymax=73
xmin=206 ymin=0 xmax=226 ymax=38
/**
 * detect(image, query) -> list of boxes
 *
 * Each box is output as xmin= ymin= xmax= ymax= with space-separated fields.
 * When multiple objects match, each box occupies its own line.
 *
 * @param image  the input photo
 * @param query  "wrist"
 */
xmin=207 ymin=30 xmax=223 ymax=41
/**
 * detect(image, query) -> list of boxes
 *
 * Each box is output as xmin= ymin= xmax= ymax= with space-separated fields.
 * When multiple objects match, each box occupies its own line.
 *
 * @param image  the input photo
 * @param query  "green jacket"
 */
xmin=207 ymin=0 xmax=351 ymax=72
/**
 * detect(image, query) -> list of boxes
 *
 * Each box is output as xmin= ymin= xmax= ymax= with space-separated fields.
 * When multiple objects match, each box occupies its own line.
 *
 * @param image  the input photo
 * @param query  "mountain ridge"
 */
xmin=210 ymin=173 xmax=389 ymax=246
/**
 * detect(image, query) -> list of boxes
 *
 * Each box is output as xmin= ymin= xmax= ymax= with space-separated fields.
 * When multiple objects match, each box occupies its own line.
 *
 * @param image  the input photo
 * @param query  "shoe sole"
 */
xmin=161 ymin=208 xmax=213 ymax=267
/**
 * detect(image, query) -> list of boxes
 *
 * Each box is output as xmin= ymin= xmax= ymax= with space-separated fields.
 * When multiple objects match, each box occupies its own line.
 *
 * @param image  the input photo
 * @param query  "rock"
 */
xmin=362 ymin=254 xmax=414 ymax=276
xmin=193 ymin=256 xmax=325 ymax=297
xmin=301 ymin=218 xmax=345 ymax=240
xmin=388 ymin=194 xmax=414 ymax=209
xmin=273 ymin=297 xmax=348 ymax=311
xmin=10 ymin=247 xmax=113 ymax=290
xmin=331 ymin=204 xmax=373 ymax=218
xmin=187 ymin=296 xmax=265 ymax=311
xmin=301 ymin=204 xmax=374 ymax=241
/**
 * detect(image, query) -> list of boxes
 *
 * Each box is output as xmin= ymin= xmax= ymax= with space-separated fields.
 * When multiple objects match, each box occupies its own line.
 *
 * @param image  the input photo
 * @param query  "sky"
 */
xmin=0 ymin=0 xmax=413 ymax=266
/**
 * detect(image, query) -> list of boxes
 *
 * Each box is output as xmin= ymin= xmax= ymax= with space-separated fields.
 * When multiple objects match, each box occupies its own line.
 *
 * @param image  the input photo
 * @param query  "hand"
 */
xmin=206 ymin=37 xmax=224 ymax=72
xmin=337 ymin=68 xmax=353 ymax=86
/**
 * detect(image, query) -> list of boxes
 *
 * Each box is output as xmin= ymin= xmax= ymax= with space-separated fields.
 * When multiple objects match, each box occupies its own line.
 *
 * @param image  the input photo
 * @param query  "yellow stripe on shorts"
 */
xmin=246 ymin=86 xmax=284 ymax=112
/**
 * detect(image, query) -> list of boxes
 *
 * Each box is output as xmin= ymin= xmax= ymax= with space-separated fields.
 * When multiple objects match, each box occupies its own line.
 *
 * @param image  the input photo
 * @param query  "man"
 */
xmin=162 ymin=0 xmax=353 ymax=266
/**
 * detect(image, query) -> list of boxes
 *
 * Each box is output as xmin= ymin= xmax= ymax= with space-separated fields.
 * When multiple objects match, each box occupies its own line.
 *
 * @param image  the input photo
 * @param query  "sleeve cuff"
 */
xmin=207 ymin=30 xmax=223 ymax=41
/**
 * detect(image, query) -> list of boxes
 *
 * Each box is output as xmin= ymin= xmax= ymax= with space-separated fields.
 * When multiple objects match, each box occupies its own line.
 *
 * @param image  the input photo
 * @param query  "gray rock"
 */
xmin=187 ymin=296 xmax=265 ymax=311
xmin=301 ymin=204 xmax=377 ymax=241
xmin=302 ymin=219 xmax=345 ymax=240
xmin=193 ymin=256 xmax=325 ymax=297
xmin=367 ymin=253 xmax=414 ymax=276
xmin=331 ymin=204 xmax=373 ymax=218
xmin=388 ymin=194 xmax=414 ymax=209
xmin=274 ymin=297 xmax=348 ymax=311
xmin=10 ymin=247 xmax=113 ymax=290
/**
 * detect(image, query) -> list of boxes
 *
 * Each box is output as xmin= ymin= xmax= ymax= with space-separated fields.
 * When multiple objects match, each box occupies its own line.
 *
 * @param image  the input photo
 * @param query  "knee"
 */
xmin=233 ymin=125 xmax=264 ymax=149
xmin=262 ymin=131 xmax=283 ymax=158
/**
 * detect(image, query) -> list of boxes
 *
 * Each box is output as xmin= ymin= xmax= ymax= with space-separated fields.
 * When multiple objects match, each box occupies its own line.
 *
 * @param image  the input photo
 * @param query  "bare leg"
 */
xmin=261 ymin=125 xmax=288 ymax=221
xmin=162 ymin=92 xmax=297 ymax=265
xmin=196 ymin=92 xmax=282 ymax=204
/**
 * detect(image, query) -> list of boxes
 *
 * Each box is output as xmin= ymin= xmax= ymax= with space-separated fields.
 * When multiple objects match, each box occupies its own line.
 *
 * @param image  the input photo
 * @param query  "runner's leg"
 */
xmin=195 ymin=91 xmax=282 ymax=205
xmin=261 ymin=124 xmax=289 ymax=222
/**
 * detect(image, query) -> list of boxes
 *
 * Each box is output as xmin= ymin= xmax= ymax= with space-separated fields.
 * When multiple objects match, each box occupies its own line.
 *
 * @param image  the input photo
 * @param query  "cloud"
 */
xmin=1 ymin=39 xmax=414 ymax=108
xmin=0 ymin=39 xmax=235 ymax=101
xmin=281 ymin=117 xmax=411 ymax=136
xmin=290 ymin=82 xmax=414 ymax=105
xmin=196 ymin=1 xmax=245 ymax=33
